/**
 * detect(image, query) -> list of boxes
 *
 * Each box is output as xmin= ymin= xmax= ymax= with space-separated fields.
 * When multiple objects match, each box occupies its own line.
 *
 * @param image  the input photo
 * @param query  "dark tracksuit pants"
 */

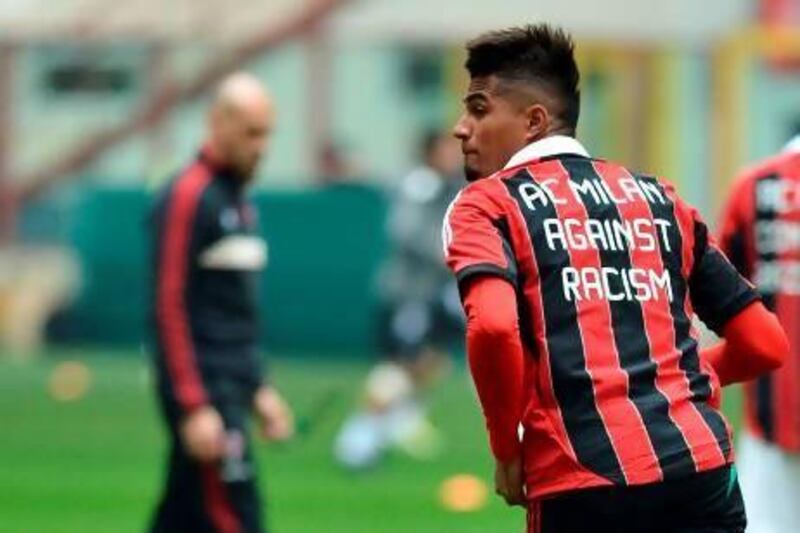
xmin=150 ymin=370 xmax=264 ymax=533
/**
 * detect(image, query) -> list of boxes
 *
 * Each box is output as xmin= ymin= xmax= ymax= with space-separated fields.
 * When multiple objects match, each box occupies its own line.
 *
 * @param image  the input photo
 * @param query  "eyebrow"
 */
xmin=463 ymin=91 xmax=489 ymax=104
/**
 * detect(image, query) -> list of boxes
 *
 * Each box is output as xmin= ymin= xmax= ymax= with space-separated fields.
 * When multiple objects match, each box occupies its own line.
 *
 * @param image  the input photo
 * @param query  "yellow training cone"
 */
xmin=49 ymin=361 xmax=91 ymax=402
xmin=439 ymin=474 xmax=489 ymax=512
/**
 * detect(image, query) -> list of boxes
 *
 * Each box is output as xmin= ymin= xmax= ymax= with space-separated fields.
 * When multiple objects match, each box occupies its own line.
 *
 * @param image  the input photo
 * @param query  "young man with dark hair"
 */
xmin=443 ymin=24 xmax=788 ymax=532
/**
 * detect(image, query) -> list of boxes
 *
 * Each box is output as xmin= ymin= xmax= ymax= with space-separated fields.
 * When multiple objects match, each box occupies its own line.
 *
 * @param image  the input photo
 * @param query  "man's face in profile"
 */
xmin=212 ymin=100 xmax=274 ymax=181
xmin=452 ymin=76 xmax=532 ymax=181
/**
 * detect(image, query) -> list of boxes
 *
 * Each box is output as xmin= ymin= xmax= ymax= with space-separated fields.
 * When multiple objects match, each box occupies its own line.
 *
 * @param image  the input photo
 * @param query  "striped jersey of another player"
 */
xmin=444 ymin=153 xmax=758 ymax=498
xmin=719 ymin=149 xmax=800 ymax=452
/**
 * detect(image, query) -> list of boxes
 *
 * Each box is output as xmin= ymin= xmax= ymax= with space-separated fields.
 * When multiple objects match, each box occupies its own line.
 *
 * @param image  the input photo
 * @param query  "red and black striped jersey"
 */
xmin=719 ymin=147 xmax=800 ymax=452
xmin=444 ymin=145 xmax=759 ymax=498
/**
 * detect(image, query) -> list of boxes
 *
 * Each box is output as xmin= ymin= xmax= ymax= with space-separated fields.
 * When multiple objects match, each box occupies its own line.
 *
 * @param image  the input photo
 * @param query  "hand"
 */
xmin=701 ymin=358 xmax=723 ymax=410
xmin=253 ymin=386 xmax=294 ymax=442
xmin=494 ymin=456 xmax=526 ymax=507
xmin=180 ymin=405 xmax=225 ymax=463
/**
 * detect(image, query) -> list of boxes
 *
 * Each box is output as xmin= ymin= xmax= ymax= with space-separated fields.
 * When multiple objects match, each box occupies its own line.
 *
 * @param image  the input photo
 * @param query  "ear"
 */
xmin=523 ymin=104 xmax=550 ymax=144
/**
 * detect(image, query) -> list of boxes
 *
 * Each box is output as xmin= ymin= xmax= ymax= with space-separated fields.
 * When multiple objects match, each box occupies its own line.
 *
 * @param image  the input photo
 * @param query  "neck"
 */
xmin=202 ymin=141 xmax=226 ymax=167
xmin=529 ymin=125 xmax=573 ymax=145
xmin=201 ymin=143 xmax=247 ymax=188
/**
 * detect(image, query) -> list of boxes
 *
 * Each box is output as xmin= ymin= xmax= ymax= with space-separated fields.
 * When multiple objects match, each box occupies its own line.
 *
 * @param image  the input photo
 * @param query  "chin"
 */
xmin=239 ymin=164 xmax=258 ymax=181
xmin=464 ymin=166 xmax=483 ymax=182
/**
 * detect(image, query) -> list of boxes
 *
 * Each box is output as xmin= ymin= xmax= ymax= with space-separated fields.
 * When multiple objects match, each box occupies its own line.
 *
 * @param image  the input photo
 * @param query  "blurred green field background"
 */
xmin=0 ymin=352 xmax=743 ymax=533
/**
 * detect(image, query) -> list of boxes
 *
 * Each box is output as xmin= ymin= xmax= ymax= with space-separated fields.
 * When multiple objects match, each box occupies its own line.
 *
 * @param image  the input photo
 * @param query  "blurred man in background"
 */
xmin=719 ymin=135 xmax=800 ymax=533
xmin=334 ymin=130 xmax=464 ymax=469
xmin=148 ymin=72 xmax=293 ymax=533
xmin=316 ymin=140 xmax=365 ymax=186
xmin=444 ymin=24 xmax=787 ymax=532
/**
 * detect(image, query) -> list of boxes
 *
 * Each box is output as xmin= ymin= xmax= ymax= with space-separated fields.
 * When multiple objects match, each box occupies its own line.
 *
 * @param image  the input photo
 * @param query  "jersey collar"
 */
xmin=198 ymin=145 xmax=247 ymax=192
xmin=503 ymin=135 xmax=590 ymax=169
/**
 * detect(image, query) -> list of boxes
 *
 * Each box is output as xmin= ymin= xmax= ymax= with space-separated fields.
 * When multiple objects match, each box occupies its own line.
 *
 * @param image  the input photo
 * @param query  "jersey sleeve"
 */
xmin=701 ymin=301 xmax=788 ymax=386
xmin=686 ymin=204 xmax=760 ymax=335
xmin=155 ymin=169 xmax=214 ymax=413
xmin=463 ymin=276 xmax=524 ymax=461
xmin=442 ymin=182 xmax=518 ymax=287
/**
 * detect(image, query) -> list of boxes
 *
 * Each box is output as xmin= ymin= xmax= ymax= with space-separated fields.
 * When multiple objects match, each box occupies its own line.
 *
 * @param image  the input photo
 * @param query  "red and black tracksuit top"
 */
xmin=149 ymin=150 xmax=265 ymax=414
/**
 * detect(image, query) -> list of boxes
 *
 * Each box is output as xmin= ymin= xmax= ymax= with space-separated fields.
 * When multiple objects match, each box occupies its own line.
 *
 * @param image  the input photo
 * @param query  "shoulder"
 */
xmin=154 ymin=162 xmax=218 ymax=223
xmin=165 ymin=161 xmax=215 ymax=201
xmin=735 ymin=152 xmax=795 ymax=187
xmin=446 ymin=177 xmax=511 ymax=220
xmin=459 ymin=171 xmax=517 ymax=200
xmin=613 ymin=164 xmax=681 ymax=201
xmin=718 ymin=152 xmax=797 ymax=212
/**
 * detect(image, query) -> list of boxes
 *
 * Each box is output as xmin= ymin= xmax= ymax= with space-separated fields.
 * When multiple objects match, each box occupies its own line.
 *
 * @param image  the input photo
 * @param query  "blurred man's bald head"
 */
xmin=207 ymin=72 xmax=275 ymax=182
xmin=214 ymin=73 xmax=273 ymax=116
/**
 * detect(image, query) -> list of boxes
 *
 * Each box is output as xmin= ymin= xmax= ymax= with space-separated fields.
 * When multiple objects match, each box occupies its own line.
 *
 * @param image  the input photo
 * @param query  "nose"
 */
xmin=452 ymin=114 xmax=470 ymax=141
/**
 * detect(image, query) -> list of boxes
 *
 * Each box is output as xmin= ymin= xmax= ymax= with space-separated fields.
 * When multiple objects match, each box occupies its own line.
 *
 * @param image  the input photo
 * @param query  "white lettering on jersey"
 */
xmin=199 ymin=236 xmax=268 ymax=271
xmin=562 ymin=267 xmax=673 ymax=302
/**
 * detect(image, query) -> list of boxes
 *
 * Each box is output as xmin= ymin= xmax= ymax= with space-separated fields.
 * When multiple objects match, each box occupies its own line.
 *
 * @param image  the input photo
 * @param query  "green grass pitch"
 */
xmin=0 ymin=350 xmax=742 ymax=533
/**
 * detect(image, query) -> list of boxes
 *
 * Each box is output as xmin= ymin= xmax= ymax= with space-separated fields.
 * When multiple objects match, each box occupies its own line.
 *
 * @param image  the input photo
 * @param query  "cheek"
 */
xmin=476 ymin=119 xmax=504 ymax=157
xmin=493 ymin=118 xmax=528 ymax=153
